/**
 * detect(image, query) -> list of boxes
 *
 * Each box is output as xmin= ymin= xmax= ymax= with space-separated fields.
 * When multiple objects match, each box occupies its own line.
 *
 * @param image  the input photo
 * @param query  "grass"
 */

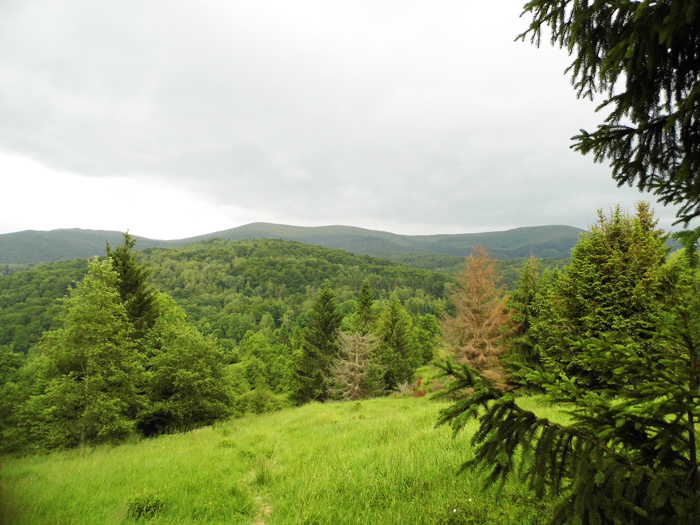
xmin=0 ymin=396 xmax=553 ymax=524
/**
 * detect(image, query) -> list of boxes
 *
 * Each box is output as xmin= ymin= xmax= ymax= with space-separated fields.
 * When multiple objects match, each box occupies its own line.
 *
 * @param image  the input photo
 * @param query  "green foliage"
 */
xmin=536 ymin=203 xmax=670 ymax=387
xmin=436 ymin=253 xmax=700 ymax=524
xmin=0 ymin=259 xmax=88 ymax=353
xmin=245 ymin=378 xmax=284 ymax=415
xmin=521 ymin=1 xmax=700 ymax=225
xmin=106 ymin=232 xmax=158 ymax=338
xmin=506 ymin=256 xmax=542 ymax=375
xmin=22 ymin=259 xmax=141 ymax=450
xmin=0 ymin=238 xmax=453 ymax=355
xmin=237 ymin=331 xmax=293 ymax=393
xmin=375 ymin=294 xmax=420 ymax=390
xmin=291 ymin=285 xmax=343 ymax=403
xmin=498 ymin=257 xmax=568 ymax=291
xmin=0 ymin=346 xmax=25 ymax=450
xmin=351 ymin=279 xmax=377 ymax=335
xmin=138 ymin=238 xmax=451 ymax=343
xmin=126 ymin=492 xmax=165 ymax=521
xmin=138 ymin=295 xmax=233 ymax=436
xmin=414 ymin=314 xmax=442 ymax=364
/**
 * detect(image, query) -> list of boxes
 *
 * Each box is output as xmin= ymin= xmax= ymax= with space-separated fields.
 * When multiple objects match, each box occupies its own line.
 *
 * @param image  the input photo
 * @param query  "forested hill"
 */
xmin=0 ymin=223 xmax=585 ymax=264
xmin=0 ymin=238 xmax=454 ymax=354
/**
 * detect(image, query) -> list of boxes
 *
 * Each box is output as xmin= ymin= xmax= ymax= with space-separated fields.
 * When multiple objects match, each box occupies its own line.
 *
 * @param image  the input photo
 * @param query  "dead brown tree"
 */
xmin=331 ymin=331 xmax=380 ymax=401
xmin=442 ymin=245 xmax=515 ymax=383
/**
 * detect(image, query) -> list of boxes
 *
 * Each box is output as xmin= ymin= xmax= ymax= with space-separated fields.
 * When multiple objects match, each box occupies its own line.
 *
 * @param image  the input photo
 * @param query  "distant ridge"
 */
xmin=0 ymin=223 xmax=586 ymax=264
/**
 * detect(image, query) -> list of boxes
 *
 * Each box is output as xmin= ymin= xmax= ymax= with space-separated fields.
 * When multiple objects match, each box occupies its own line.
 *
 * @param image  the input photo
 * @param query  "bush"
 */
xmin=126 ymin=492 xmax=164 ymax=521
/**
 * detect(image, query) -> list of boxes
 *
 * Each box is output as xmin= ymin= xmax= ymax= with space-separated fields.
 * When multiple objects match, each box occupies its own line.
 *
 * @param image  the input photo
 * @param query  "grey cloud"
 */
xmin=0 ymin=0 xmax=683 ymax=234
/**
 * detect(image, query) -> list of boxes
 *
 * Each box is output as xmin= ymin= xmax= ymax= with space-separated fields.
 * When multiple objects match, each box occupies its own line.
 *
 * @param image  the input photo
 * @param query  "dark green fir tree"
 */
xmin=291 ymin=284 xmax=343 ymax=404
xmin=354 ymin=279 xmax=376 ymax=335
xmin=375 ymin=294 xmax=419 ymax=390
xmin=106 ymin=232 xmax=158 ymax=338
xmin=506 ymin=256 xmax=541 ymax=378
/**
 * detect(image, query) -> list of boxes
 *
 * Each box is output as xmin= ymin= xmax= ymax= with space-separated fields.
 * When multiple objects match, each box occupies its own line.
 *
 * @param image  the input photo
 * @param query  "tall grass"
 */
xmin=1 ymin=396 xmax=552 ymax=524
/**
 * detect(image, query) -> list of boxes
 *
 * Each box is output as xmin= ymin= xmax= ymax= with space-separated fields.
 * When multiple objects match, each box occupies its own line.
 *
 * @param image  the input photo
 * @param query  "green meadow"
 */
xmin=0 ymin=395 xmax=555 ymax=525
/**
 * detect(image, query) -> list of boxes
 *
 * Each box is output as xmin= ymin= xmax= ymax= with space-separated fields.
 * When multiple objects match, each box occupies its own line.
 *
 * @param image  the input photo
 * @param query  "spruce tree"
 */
xmin=24 ymin=259 xmax=141 ymax=449
xmin=442 ymin=245 xmax=514 ymax=383
xmin=331 ymin=331 xmax=380 ymax=401
xmin=521 ymin=0 xmax=700 ymax=226
xmin=375 ymin=294 xmax=419 ymax=390
xmin=414 ymin=314 xmax=441 ymax=364
xmin=106 ymin=232 xmax=158 ymax=338
xmin=291 ymin=284 xmax=343 ymax=403
xmin=538 ymin=203 xmax=670 ymax=387
xmin=354 ymin=279 xmax=376 ymax=335
xmin=506 ymin=256 xmax=543 ymax=383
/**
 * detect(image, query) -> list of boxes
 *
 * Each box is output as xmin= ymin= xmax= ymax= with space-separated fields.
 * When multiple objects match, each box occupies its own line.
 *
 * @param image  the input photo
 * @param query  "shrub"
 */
xmin=126 ymin=492 xmax=164 ymax=521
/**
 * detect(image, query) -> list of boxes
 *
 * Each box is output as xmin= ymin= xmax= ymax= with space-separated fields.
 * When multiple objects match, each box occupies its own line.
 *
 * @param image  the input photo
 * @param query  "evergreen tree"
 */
xmin=539 ymin=203 xmax=670 ymax=387
xmin=526 ymin=268 xmax=567 ymax=375
xmin=521 ymin=0 xmax=700 ymax=226
xmin=506 ymin=256 xmax=542 ymax=376
xmin=106 ymin=232 xmax=158 ymax=338
xmin=375 ymin=294 xmax=419 ymax=390
xmin=436 ymin=253 xmax=700 ymax=524
xmin=442 ymin=245 xmax=514 ymax=383
xmin=353 ymin=279 xmax=376 ymax=335
xmin=290 ymin=285 xmax=343 ymax=403
xmin=24 ymin=259 xmax=141 ymax=449
xmin=414 ymin=314 xmax=441 ymax=364
xmin=331 ymin=331 xmax=381 ymax=401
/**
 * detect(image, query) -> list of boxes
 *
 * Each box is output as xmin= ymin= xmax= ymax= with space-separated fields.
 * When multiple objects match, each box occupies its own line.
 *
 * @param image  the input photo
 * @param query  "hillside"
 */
xmin=0 ymin=238 xmax=453 ymax=353
xmin=0 ymin=395 xmax=554 ymax=524
xmin=0 ymin=223 xmax=585 ymax=264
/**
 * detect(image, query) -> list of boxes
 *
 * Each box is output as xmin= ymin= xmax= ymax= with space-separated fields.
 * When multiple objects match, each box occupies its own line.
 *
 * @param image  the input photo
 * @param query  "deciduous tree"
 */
xmin=138 ymin=294 xmax=233 ymax=436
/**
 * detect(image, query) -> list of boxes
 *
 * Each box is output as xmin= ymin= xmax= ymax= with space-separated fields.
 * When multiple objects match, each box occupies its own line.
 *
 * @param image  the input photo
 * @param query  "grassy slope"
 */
xmin=1 ymin=395 xmax=556 ymax=525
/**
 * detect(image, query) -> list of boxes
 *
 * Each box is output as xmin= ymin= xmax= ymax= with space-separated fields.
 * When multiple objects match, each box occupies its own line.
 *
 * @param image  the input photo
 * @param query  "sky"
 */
xmin=0 ymin=0 xmax=685 ymax=240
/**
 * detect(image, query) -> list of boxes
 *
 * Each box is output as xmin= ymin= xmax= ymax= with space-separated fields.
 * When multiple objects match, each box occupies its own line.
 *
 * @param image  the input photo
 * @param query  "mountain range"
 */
xmin=0 ymin=222 xmax=586 ymax=265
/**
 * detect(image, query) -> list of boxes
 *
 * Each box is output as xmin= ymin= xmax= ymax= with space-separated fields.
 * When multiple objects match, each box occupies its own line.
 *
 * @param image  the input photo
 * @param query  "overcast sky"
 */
xmin=0 ymin=0 xmax=685 ymax=240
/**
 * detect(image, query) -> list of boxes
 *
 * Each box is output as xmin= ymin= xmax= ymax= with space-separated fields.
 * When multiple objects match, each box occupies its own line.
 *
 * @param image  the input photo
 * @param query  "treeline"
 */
xmin=0 ymin=239 xmax=452 ymax=355
xmin=0 ymin=233 xmax=568 ymax=454
xmin=0 ymin=238 xmax=566 ymax=356
xmin=383 ymin=252 xmax=568 ymax=288
xmin=0 ymin=237 xmax=448 ymax=452
xmin=138 ymin=238 xmax=452 ymax=350
xmin=0 ymin=259 xmax=89 ymax=353
xmin=0 ymin=247 xmax=235 ymax=451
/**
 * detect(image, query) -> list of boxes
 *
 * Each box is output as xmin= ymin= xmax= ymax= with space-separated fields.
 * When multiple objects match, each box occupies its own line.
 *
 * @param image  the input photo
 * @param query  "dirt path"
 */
xmin=251 ymin=496 xmax=272 ymax=525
